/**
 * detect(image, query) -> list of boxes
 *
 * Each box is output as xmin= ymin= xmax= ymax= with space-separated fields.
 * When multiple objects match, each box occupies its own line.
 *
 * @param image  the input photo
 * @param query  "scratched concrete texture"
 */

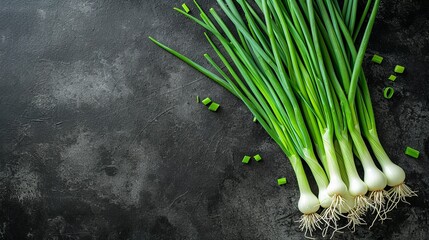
xmin=0 ymin=0 xmax=428 ymax=239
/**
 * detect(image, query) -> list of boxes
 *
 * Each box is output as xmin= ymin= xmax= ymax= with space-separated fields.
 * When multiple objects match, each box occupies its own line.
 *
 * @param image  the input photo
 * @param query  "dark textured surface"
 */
xmin=0 ymin=0 xmax=428 ymax=239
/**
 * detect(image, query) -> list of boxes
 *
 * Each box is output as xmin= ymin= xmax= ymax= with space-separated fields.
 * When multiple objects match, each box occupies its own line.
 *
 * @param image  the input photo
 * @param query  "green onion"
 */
xmin=254 ymin=154 xmax=262 ymax=161
xmin=242 ymin=155 xmax=251 ymax=164
xmin=394 ymin=65 xmax=405 ymax=73
xmin=253 ymin=116 xmax=257 ymax=122
xmin=277 ymin=177 xmax=287 ymax=185
xmin=388 ymin=75 xmax=397 ymax=81
xmin=405 ymin=147 xmax=420 ymax=158
xmin=329 ymin=0 xmax=415 ymax=222
xmin=201 ymin=97 xmax=212 ymax=105
xmin=208 ymin=102 xmax=220 ymax=111
xmin=383 ymin=87 xmax=394 ymax=99
xmin=151 ymin=0 xmax=416 ymax=237
xmin=182 ymin=3 xmax=190 ymax=13
xmin=371 ymin=54 xmax=383 ymax=64
xmin=196 ymin=95 xmax=200 ymax=103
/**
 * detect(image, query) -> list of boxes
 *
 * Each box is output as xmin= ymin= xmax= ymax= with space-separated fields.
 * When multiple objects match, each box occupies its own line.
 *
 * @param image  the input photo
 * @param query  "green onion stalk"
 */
xmin=336 ymin=1 xmax=417 ymax=212
xmin=211 ymin=0 xmax=347 ymax=233
xmin=150 ymin=0 xmax=332 ymax=234
xmin=327 ymin=0 xmax=416 ymax=223
xmin=210 ymin=0 xmax=334 ymax=235
xmin=311 ymin=0 xmax=389 ymax=225
xmin=150 ymin=1 xmax=334 ymax=236
xmin=256 ymin=0 xmax=375 ymax=232
xmin=259 ymin=0 xmax=354 ymax=232
xmin=302 ymin=0 xmax=387 ymax=225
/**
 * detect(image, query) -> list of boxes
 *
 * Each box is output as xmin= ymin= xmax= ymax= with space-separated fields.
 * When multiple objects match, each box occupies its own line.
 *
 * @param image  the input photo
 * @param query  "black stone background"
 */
xmin=0 ymin=0 xmax=428 ymax=239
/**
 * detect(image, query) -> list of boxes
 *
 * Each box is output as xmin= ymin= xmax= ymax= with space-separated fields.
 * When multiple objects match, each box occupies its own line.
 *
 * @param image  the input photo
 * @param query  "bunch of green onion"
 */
xmin=150 ymin=0 xmax=417 ymax=237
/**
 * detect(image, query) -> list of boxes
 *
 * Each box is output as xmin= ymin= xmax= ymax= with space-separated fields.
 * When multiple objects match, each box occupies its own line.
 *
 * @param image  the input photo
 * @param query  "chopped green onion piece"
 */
xmin=252 ymin=116 xmax=257 ymax=123
xmin=253 ymin=154 xmax=262 ymax=162
xmin=388 ymin=75 xmax=397 ymax=81
xmin=383 ymin=87 xmax=395 ymax=99
xmin=208 ymin=102 xmax=220 ymax=112
xmin=201 ymin=97 xmax=211 ymax=106
xmin=277 ymin=177 xmax=287 ymax=186
xmin=405 ymin=147 xmax=420 ymax=158
xmin=371 ymin=54 xmax=384 ymax=64
xmin=242 ymin=155 xmax=251 ymax=164
xmin=181 ymin=3 xmax=190 ymax=13
xmin=394 ymin=65 xmax=405 ymax=73
xmin=196 ymin=95 xmax=200 ymax=103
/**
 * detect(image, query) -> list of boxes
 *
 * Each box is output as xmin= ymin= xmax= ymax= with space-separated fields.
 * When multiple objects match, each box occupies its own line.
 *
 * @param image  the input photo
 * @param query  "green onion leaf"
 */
xmin=388 ymin=75 xmax=397 ymax=81
xmin=394 ymin=65 xmax=405 ymax=73
xmin=242 ymin=155 xmax=251 ymax=164
xmin=182 ymin=3 xmax=190 ymax=13
xmin=277 ymin=177 xmax=287 ymax=185
xmin=371 ymin=54 xmax=384 ymax=64
xmin=208 ymin=102 xmax=220 ymax=112
xmin=254 ymin=154 xmax=262 ymax=162
xmin=202 ymin=97 xmax=212 ymax=105
xmin=405 ymin=147 xmax=420 ymax=158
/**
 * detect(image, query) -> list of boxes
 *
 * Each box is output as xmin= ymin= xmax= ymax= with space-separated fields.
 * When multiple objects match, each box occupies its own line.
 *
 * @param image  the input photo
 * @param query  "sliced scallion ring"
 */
xmin=383 ymin=87 xmax=395 ymax=99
